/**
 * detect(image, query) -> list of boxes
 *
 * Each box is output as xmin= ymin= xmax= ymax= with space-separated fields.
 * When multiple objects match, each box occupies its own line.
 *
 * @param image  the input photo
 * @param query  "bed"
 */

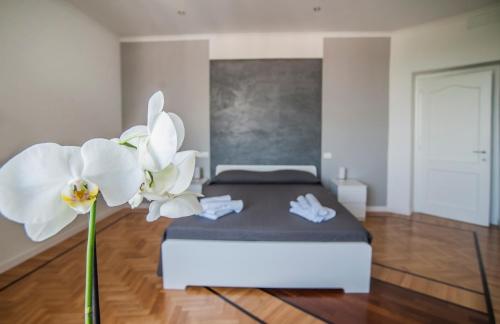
xmin=160 ymin=165 xmax=372 ymax=293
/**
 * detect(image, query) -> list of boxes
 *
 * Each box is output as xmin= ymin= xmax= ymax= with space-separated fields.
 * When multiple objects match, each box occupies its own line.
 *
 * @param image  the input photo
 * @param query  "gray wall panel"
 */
xmin=210 ymin=59 xmax=322 ymax=175
xmin=121 ymin=40 xmax=210 ymax=175
xmin=322 ymin=38 xmax=390 ymax=206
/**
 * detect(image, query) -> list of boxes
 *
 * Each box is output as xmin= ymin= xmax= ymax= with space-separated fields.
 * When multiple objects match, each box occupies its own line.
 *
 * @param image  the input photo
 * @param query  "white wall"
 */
xmin=387 ymin=6 xmax=500 ymax=219
xmin=0 ymin=0 xmax=122 ymax=272
xmin=210 ymin=33 xmax=322 ymax=59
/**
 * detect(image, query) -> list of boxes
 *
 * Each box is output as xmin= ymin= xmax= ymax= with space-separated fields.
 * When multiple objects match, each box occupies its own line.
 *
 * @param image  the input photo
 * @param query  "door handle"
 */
xmin=472 ymin=150 xmax=487 ymax=154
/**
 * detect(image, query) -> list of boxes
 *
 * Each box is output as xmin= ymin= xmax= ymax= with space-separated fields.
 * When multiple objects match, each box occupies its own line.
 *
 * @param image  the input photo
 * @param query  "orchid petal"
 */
xmin=147 ymin=91 xmax=164 ymax=132
xmin=25 ymin=209 xmax=78 ymax=242
xmin=141 ymin=112 xmax=177 ymax=172
xmin=148 ymin=164 xmax=178 ymax=196
xmin=81 ymin=139 xmax=143 ymax=207
xmin=120 ymin=125 xmax=148 ymax=147
xmin=159 ymin=193 xmax=202 ymax=218
xmin=0 ymin=143 xmax=82 ymax=224
xmin=168 ymin=151 xmax=197 ymax=195
xmin=137 ymin=140 xmax=155 ymax=172
xmin=142 ymin=191 xmax=167 ymax=201
xmin=168 ymin=113 xmax=185 ymax=150
xmin=146 ymin=200 xmax=162 ymax=222
xmin=183 ymin=191 xmax=204 ymax=198
xmin=128 ymin=192 xmax=144 ymax=209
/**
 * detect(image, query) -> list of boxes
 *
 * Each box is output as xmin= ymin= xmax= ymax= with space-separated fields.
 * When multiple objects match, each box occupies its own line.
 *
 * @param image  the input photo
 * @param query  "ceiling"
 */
xmin=64 ymin=0 xmax=498 ymax=37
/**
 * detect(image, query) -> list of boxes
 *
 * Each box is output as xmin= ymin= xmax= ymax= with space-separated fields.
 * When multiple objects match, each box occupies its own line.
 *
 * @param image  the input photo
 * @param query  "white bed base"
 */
xmin=161 ymin=164 xmax=371 ymax=293
xmin=162 ymin=240 xmax=371 ymax=293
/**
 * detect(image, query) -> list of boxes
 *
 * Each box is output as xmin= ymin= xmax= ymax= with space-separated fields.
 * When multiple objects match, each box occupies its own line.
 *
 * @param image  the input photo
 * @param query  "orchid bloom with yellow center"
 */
xmin=0 ymin=139 xmax=143 ymax=241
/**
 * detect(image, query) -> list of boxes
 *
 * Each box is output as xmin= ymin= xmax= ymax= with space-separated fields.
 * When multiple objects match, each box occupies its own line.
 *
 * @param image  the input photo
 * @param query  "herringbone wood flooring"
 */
xmin=365 ymin=212 xmax=500 ymax=322
xmin=371 ymin=264 xmax=487 ymax=312
xmin=212 ymin=287 xmax=321 ymax=323
xmin=0 ymin=211 xmax=259 ymax=324
xmin=0 ymin=210 xmax=497 ymax=323
xmin=366 ymin=215 xmax=482 ymax=292
xmin=410 ymin=212 xmax=500 ymax=321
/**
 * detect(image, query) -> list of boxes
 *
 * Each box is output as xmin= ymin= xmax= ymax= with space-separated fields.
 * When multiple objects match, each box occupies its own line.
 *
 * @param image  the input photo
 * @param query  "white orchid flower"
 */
xmin=128 ymin=150 xmax=202 ymax=220
xmin=0 ymin=139 xmax=143 ymax=241
xmin=146 ymin=193 xmax=202 ymax=222
xmin=118 ymin=91 xmax=185 ymax=172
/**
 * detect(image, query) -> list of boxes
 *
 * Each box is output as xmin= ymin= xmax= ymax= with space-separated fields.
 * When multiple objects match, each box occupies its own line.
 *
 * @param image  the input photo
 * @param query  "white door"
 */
xmin=414 ymin=70 xmax=492 ymax=226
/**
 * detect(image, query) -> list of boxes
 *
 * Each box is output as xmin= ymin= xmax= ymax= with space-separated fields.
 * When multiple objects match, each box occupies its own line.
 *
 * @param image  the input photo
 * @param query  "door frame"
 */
xmin=411 ymin=61 xmax=500 ymax=225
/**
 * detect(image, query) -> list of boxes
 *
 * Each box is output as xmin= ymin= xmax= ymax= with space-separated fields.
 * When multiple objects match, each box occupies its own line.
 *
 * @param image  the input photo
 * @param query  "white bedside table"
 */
xmin=332 ymin=179 xmax=367 ymax=221
xmin=188 ymin=178 xmax=208 ymax=194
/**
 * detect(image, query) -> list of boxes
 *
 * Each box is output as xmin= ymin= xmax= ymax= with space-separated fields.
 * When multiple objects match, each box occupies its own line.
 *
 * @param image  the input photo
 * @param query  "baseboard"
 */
xmin=366 ymin=206 xmax=389 ymax=213
xmin=0 ymin=204 xmax=122 ymax=274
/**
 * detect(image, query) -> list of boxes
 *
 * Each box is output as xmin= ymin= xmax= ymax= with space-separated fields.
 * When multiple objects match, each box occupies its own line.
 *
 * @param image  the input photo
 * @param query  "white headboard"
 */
xmin=215 ymin=165 xmax=317 ymax=176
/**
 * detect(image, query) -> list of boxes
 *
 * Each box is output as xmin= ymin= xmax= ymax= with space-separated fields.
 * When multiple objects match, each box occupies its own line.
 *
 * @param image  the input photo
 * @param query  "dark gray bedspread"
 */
xmin=165 ymin=183 xmax=371 ymax=243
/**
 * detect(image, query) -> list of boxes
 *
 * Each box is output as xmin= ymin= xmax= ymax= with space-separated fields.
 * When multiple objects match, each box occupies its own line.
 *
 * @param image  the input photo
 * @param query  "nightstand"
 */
xmin=188 ymin=178 xmax=208 ymax=194
xmin=332 ymin=179 xmax=367 ymax=221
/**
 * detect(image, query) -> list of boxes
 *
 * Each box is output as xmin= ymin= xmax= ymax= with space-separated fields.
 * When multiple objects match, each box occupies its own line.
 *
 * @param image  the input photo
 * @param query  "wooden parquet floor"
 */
xmin=0 ymin=209 xmax=497 ymax=323
xmin=365 ymin=212 xmax=500 ymax=323
xmin=366 ymin=216 xmax=483 ymax=292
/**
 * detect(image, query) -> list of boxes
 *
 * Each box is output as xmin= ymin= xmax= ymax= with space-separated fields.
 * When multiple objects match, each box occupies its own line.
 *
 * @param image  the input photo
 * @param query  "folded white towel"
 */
xmin=289 ymin=200 xmax=302 ymax=210
xmin=198 ymin=195 xmax=244 ymax=220
xmin=198 ymin=208 xmax=234 ymax=220
xmin=289 ymin=193 xmax=336 ymax=223
xmin=305 ymin=193 xmax=330 ymax=217
xmin=297 ymin=195 xmax=310 ymax=210
xmin=200 ymin=195 xmax=231 ymax=204
xmin=290 ymin=206 xmax=335 ymax=223
xmin=202 ymin=200 xmax=244 ymax=214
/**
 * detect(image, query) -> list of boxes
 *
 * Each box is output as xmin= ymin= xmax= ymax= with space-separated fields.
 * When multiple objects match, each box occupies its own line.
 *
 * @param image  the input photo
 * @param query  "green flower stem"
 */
xmin=85 ymin=201 xmax=97 ymax=324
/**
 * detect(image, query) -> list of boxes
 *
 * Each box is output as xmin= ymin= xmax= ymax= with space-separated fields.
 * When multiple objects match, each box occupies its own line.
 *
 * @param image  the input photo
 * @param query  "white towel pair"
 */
xmin=198 ymin=195 xmax=244 ymax=220
xmin=289 ymin=193 xmax=336 ymax=223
